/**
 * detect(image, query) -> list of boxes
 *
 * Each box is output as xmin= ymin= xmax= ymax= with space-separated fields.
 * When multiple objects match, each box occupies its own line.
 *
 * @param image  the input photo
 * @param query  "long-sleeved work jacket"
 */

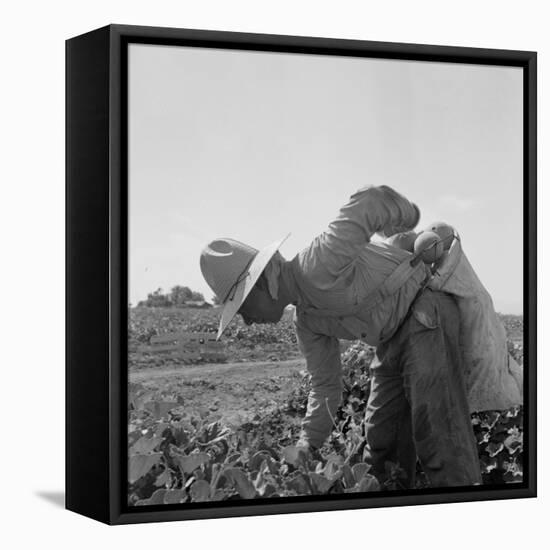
xmin=279 ymin=185 xmax=430 ymax=448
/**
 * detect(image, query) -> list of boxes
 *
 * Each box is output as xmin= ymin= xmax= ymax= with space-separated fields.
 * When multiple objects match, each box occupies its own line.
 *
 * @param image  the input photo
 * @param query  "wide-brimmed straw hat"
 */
xmin=200 ymin=234 xmax=290 ymax=339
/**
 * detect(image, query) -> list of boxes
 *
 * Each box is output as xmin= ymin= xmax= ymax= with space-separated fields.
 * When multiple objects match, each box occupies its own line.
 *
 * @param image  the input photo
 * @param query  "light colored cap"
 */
xmin=200 ymin=234 xmax=290 ymax=339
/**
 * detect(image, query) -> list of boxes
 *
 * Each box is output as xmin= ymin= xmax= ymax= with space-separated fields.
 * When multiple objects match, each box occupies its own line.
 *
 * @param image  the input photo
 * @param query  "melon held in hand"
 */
xmin=426 ymin=221 xmax=454 ymax=250
xmin=414 ymin=231 xmax=444 ymax=264
xmin=386 ymin=230 xmax=417 ymax=252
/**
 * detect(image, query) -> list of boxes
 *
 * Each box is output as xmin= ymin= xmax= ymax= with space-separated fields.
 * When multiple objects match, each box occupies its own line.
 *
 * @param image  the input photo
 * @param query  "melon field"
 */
xmin=128 ymin=306 xmax=524 ymax=506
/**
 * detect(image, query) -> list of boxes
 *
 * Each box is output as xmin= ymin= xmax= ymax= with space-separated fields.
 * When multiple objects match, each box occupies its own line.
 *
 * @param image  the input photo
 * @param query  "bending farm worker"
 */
xmin=200 ymin=185 xmax=482 ymax=488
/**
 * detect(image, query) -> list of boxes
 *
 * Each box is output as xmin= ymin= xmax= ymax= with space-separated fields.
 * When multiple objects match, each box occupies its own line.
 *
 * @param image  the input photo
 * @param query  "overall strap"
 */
xmin=296 ymin=255 xmax=429 ymax=318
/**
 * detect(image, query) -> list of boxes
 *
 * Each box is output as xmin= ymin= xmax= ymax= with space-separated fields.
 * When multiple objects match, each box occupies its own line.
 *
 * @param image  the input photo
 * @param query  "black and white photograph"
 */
xmin=5 ymin=0 xmax=549 ymax=543
xmin=127 ymin=42 xmax=526 ymax=506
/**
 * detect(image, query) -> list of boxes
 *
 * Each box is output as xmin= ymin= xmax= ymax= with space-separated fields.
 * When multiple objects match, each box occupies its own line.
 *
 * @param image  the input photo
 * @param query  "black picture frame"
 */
xmin=66 ymin=23 xmax=537 ymax=525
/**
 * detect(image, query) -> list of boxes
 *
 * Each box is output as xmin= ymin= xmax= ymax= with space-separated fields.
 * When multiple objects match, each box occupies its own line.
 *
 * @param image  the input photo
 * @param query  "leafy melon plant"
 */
xmin=128 ymin=317 xmax=523 ymax=504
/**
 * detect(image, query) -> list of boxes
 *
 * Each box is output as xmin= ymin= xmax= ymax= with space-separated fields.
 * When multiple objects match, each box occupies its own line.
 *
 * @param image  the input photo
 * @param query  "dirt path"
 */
xmin=130 ymin=358 xmax=306 ymax=383
xmin=130 ymin=358 xmax=307 ymax=427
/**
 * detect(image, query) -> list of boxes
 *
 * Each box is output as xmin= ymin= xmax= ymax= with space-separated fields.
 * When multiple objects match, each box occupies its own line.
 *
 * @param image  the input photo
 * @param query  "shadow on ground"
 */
xmin=35 ymin=491 xmax=65 ymax=508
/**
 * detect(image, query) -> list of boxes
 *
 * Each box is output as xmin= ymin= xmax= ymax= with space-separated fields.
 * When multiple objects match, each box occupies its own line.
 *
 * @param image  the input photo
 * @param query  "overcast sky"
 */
xmin=128 ymin=44 xmax=523 ymax=314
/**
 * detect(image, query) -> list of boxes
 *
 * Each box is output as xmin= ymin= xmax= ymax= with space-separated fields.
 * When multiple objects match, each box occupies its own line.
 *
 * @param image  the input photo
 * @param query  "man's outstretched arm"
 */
xmin=299 ymin=185 xmax=419 ymax=288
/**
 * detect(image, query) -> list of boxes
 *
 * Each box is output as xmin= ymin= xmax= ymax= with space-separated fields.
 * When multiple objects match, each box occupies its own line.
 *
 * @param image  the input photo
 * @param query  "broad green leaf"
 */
xmin=249 ymin=451 xmax=272 ymax=472
xmin=211 ymin=489 xmax=226 ymax=501
xmin=266 ymin=457 xmax=280 ymax=476
xmin=263 ymin=484 xmax=278 ymax=497
xmin=351 ymin=462 xmax=371 ymax=482
xmin=130 ymin=435 xmax=163 ymax=455
xmin=342 ymin=464 xmax=356 ymax=488
xmin=194 ymin=469 xmax=205 ymax=480
xmin=281 ymin=445 xmax=308 ymax=468
xmin=253 ymin=461 xmax=273 ymax=496
xmin=324 ymin=454 xmax=344 ymax=481
xmin=309 ymin=472 xmax=333 ymax=493
xmin=131 ymin=390 xmax=154 ymax=411
xmin=128 ymin=453 xmax=162 ymax=484
xmin=357 ymin=474 xmax=380 ymax=492
xmin=172 ymin=424 xmax=191 ymax=447
xmin=503 ymin=432 xmax=523 ymax=454
xmin=258 ymin=482 xmax=277 ymax=498
xmin=154 ymin=468 xmax=172 ymax=488
xmin=177 ymin=453 xmax=210 ymax=475
xmin=257 ymin=442 xmax=279 ymax=459
xmin=154 ymin=422 xmax=170 ymax=437
xmin=223 ymin=468 xmax=257 ymax=499
xmin=502 ymin=462 xmax=523 ymax=483
xmin=128 ymin=382 xmax=144 ymax=395
xmin=190 ymin=480 xmax=211 ymax=502
xmin=144 ymin=401 xmax=179 ymax=420
xmin=163 ymin=489 xmax=186 ymax=504
xmin=285 ymin=472 xmax=310 ymax=495
xmin=128 ymin=429 xmax=142 ymax=449
xmin=135 ymin=488 xmax=166 ymax=506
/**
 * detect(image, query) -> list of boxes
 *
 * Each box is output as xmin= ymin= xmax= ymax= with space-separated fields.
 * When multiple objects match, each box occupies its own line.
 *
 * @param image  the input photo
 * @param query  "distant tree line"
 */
xmin=137 ymin=285 xmax=212 ymax=308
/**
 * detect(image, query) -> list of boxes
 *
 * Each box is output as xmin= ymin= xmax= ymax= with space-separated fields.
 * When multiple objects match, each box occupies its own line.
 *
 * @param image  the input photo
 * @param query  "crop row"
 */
xmin=128 ymin=338 xmax=523 ymax=504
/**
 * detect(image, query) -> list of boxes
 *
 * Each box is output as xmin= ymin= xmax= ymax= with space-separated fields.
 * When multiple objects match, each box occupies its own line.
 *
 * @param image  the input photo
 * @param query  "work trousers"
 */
xmin=363 ymin=289 xmax=482 ymax=488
